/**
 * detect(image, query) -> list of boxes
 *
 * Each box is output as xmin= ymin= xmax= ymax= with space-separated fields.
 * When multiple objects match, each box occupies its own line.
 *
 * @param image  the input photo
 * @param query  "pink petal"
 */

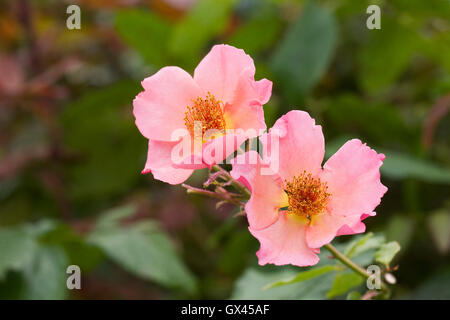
xmin=193 ymin=44 xmax=256 ymax=103
xmin=142 ymin=139 xmax=194 ymax=185
xmin=230 ymin=151 xmax=258 ymax=191
xmin=171 ymin=153 xmax=207 ymax=170
xmin=133 ymin=66 xmax=201 ymax=141
xmin=250 ymin=213 xmax=320 ymax=267
xmin=336 ymin=218 xmax=366 ymax=236
xmin=202 ymin=132 xmax=257 ymax=167
xmin=360 ymin=211 xmax=376 ymax=220
xmin=306 ymin=213 xmax=366 ymax=248
xmin=269 ymin=111 xmax=325 ymax=180
xmin=223 ymin=68 xmax=271 ymax=131
xmin=321 ymin=139 xmax=388 ymax=217
xmin=230 ymin=151 xmax=284 ymax=230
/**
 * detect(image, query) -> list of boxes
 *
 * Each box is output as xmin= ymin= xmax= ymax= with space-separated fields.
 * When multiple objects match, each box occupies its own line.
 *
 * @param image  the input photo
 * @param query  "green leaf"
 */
xmin=270 ymin=1 xmax=337 ymax=101
xmin=95 ymin=205 xmax=136 ymax=230
xmin=233 ymin=234 xmax=389 ymax=300
xmin=344 ymin=232 xmax=373 ymax=258
xmin=344 ymin=234 xmax=385 ymax=267
xmin=169 ymin=0 xmax=236 ymax=67
xmin=346 ymin=291 xmax=362 ymax=300
xmin=0 ymin=226 xmax=37 ymax=279
xmin=264 ymin=265 xmax=336 ymax=289
xmin=20 ymin=246 xmax=69 ymax=300
xmin=375 ymin=241 xmax=401 ymax=267
xmin=358 ymin=19 xmax=419 ymax=93
xmin=427 ymin=210 xmax=450 ymax=254
xmin=327 ymin=272 xmax=364 ymax=299
xmin=344 ymin=232 xmax=385 ymax=259
xmin=88 ymin=209 xmax=197 ymax=294
xmin=0 ymin=223 xmax=69 ymax=299
xmin=231 ymin=267 xmax=335 ymax=300
xmin=380 ymin=150 xmax=450 ymax=184
xmin=39 ymin=221 xmax=104 ymax=272
xmin=115 ymin=9 xmax=171 ymax=67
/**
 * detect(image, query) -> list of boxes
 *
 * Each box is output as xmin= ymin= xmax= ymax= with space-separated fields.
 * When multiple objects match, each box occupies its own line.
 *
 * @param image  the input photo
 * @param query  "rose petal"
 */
xmin=133 ymin=66 xmax=201 ymax=141
xmin=269 ymin=110 xmax=325 ymax=180
xmin=193 ymin=44 xmax=256 ymax=103
xmin=250 ymin=212 xmax=320 ymax=267
xmin=142 ymin=139 xmax=194 ymax=185
xmin=202 ymin=132 xmax=256 ymax=167
xmin=306 ymin=213 xmax=366 ymax=248
xmin=230 ymin=151 xmax=285 ymax=230
xmin=223 ymin=68 xmax=271 ymax=131
xmin=321 ymin=139 xmax=388 ymax=217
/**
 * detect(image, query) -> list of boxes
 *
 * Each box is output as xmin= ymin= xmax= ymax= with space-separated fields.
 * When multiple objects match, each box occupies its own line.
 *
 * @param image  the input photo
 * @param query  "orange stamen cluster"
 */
xmin=284 ymin=171 xmax=330 ymax=220
xmin=184 ymin=92 xmax=226 ymax=138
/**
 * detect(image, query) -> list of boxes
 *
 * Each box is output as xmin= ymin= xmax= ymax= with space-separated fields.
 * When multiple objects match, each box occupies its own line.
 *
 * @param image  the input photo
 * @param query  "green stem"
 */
xmin=324 ymin=244 xmax=369 ymax=279
xmin=324 ymin=243 xmax=389 ymax=293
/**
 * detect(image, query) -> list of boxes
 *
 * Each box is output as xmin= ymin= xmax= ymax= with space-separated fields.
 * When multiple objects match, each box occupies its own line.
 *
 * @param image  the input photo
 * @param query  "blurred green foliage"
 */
xmin=232 ymin=233 xmax=387 ymax=299
xmin=0 ymin=0 xmax=449 ymax=299
xmin=271 ymin=1 xmax=337 ymax=101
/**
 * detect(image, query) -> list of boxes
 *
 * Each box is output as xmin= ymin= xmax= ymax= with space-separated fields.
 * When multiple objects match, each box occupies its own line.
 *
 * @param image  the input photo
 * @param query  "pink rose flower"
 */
xmin=133 ymin=44 xmax=272 ymax=184
xmin=230 ymin=110 xmax=388 ymax=267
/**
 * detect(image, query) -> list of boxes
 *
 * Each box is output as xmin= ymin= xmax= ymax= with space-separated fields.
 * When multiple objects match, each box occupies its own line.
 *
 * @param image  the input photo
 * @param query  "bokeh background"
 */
xmin=0 ymin=0 xmax=449 ymax=299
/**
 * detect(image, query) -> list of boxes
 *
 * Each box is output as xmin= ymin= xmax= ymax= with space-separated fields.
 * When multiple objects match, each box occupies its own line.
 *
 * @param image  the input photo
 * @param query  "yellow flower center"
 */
xmin=184 ymin=92 xmax=227 ymax=139
xmin=284 ymin=171 xmax=330 ymax=220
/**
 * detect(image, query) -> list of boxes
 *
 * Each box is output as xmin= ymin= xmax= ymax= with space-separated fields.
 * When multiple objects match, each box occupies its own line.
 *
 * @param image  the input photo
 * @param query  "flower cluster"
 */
xmin=133 ymin=44 xmax=387 ymax=267
xmin=133 ymin=45 xmax=271 ymax=184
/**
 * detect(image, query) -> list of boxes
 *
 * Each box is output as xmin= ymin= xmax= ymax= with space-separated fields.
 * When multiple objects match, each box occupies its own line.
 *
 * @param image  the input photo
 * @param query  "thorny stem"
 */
xmin=182 ymin=165 xmax=250 ymax=210
xmin=211 ymin=165 xmax=251 ymax=199
xmin=182 ymin=184 xmax=245 ymax=207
